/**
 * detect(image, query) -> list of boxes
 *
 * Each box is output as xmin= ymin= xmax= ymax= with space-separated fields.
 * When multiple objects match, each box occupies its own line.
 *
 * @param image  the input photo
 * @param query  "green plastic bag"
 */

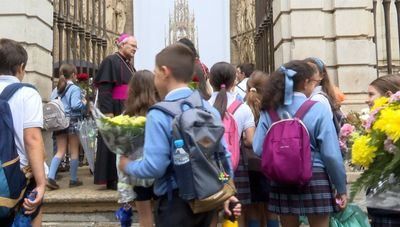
xmin=329 ymin=204 xmax=371 ymax=227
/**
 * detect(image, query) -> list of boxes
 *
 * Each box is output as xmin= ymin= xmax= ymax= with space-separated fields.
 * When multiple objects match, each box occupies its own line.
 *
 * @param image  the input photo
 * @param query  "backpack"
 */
xmin=150 ymin=90 xmax=236 ymax=213
xmin=43 ymin=84 xmax=72 ymax=131
xmin=0 ymin=83 xmax=34 ymax=218
xmin=222 ymin=100 xmax=242 ymax=171
xmin=261 ymin=100 xmax=316 ymax=186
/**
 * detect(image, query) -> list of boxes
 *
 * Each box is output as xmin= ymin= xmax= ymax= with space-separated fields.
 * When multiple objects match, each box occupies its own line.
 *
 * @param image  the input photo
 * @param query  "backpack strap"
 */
xmin=294 ymin=100 xmax=317 ymax=119
xmin=58 ymin=84 xmax=73 ymax=99
xmin=267 ymin=109 xmax=281 ymax=123
xmin=149 ymin=90 xmax=203 ymax=117
xmin=0 ymin=83 xmax=36 ymax=101
xmin=227 ymin=100 xmax=242 ymax=115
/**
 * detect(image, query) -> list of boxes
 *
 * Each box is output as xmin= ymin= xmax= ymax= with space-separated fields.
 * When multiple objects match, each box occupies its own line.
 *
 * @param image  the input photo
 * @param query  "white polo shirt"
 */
xmin=209 ymin=91 xmax=255 ymax=136
xmin=0 ymin=75 xmax=43 ymax=168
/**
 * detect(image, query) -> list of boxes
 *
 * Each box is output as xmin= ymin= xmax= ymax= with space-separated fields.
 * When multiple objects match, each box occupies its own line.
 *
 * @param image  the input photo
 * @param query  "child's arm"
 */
xmin=253 ymin=112 xmax=269 ymax=156
xmin=70 ymin=86 xmax=85 ymax=111
xmin=315 ymin=105 xmax=347 ymax=195
xmin=122 ymin=109 xmax=172 ymax=178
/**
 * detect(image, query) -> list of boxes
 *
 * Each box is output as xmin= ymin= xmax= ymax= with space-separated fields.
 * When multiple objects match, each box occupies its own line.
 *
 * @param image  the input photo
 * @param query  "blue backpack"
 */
xmin=0 ymin=83 xmax=35 ymax=218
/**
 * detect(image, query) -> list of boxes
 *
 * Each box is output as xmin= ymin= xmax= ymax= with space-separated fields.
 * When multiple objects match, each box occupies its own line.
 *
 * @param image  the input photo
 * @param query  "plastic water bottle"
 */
xmin=173 ymin=139 xmax=189 ymax=165
xmin=12 ymin=190 xmax=37 ymax=227
xmin=172 ymin=139 xmax=195 ymax=200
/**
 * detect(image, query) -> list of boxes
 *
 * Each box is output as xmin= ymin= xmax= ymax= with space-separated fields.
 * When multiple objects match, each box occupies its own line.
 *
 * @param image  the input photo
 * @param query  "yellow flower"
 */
xmin=371 ymin=97 xmax=389 ymax=111
xmin=373 ymin=107 xmax=400 ymax=142
xmin=103 ymin=115 xmax=146 ymax=128
xmin=351 ymin=135 xmax=377 ymax=168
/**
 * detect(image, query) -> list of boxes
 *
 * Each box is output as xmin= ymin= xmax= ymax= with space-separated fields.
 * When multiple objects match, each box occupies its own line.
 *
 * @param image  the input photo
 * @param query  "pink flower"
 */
xmin=339 ymin=140 xmax=347 ymax=151
xmin=340 ymin=123 xmax=355 ymax=137
xmin=363 ymin=108 xmax=380 ymax=130
xmin=384 ymin=138 xmax=399 ymax=154
xmin=389 ymin=91 xmax=400 ymax=102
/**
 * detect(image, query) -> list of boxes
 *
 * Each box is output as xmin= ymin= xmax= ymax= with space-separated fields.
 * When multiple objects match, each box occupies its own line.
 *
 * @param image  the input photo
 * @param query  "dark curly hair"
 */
xmin=261 ymin=60 xmax=316 ymax=110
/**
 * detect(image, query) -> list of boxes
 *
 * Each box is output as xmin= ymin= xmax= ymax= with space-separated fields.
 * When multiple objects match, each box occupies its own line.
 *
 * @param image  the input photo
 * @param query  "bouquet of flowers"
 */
xmin=97 ymin=115 xmax=146 ymax=155
xmin=339 ymin=109 xmax=369 ymax=161
xmin=96 ymin=114 xmax=154 ymax=203
xmin=350 ymin=92 xmax=400 ymax=201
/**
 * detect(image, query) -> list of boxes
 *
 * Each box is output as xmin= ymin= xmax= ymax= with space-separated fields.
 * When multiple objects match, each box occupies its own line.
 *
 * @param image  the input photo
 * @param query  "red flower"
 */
xmin=192 ymin=75 xmax=199 ymax=82
xmin=77 ymin=73 xmax=89 ymax=81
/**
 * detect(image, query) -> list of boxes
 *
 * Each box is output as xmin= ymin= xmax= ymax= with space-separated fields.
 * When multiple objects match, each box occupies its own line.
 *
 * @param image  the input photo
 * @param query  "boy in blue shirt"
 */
xmin=119 ymin=44 xmax=241 ymax=226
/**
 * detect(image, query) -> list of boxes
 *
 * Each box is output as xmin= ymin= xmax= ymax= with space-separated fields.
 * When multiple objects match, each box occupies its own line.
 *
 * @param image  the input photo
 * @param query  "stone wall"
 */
xmin=272 ymin=0 xmax=377 ymax=111
xmin=0 ymin=0 xmax=54 ymax=163
xmin=0 ymin=0 xmax=54 ymax=99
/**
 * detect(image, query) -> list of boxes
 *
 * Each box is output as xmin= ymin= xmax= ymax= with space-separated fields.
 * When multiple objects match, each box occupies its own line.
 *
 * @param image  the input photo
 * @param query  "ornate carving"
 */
xmin=230 ymin=0 xmax=255 ymax=64
xmin=167 ymin=0 xmax=198 ymax=49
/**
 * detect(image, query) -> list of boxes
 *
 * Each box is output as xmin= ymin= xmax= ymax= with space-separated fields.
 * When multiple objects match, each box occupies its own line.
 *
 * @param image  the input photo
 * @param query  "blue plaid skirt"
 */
xmin=368 ymin=208 xmax=400 ymax=227
xmin=53 ymin=117 xmax=79 ymax=136
xmin=268 ymin=167 xmax=338 ymax=215
xmin=233 ymin=153 xmax=251 ymax=205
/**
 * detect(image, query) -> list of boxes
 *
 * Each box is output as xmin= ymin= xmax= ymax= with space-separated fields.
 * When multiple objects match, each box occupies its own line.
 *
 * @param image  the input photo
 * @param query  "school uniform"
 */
xmin=50 ymin=81 xmax=85 ymax=135
xmin=0 ymin=75 xmax=44 ymax=223
xmin=253 ymin=92 xmax=346 ymax=215
xmin=125 ymin=87 xmax=233 ymax=227
xmin=209 ymin=91 xmax=255 ymax=205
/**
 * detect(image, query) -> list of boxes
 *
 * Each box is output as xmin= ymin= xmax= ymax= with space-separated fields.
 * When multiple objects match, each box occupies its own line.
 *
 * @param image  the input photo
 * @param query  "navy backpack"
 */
xmin=0 ymin=83 xmax=35 ymax=217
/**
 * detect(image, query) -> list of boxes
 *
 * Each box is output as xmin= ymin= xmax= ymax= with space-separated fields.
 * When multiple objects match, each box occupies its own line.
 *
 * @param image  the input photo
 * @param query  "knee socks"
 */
xmin=48 ymin=157 xmax=61 ymax=180
xmin=267 ymin=219 xmax=280 ymax=227
xmin=70 ymin=159 xmax=79 ymax=181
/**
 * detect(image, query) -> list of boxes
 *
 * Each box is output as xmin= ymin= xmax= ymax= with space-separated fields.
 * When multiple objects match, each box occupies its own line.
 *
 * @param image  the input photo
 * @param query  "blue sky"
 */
xmin=134 ymin=0 xmax=230 ymax=70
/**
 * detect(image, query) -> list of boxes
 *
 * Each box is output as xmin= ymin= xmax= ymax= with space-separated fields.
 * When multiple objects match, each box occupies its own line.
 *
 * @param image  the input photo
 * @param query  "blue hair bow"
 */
xmin=311 ymin=57 xmax=325 ymax=72
xmin=279 ymin=66 xmax=297 ymax=105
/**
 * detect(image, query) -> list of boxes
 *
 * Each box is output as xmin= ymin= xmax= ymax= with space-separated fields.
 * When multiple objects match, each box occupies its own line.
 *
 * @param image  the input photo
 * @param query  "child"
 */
xmin=365 ymin=75 xmax=400 ymax=226
xmin=178 ymin=38 xmax=213 ymax=100
xmin=208 ymin=62 xmax=255 ymax=227
xmin=304 ymin=57 xmax=344 ymax=134
xmin=118 ymin=44 xmax=240 ymax=227
xmin=253 ymin=60 xmax=347 ymax=227
xmin=47 ymin=63 xmax=86 ymax=189
xmin=366 ymin=74 xmax=400 ymax=108
xmin=245 ymin=71 xmax=279 ymax=227
xmin=119 ymin=70 xmax=159 ymax=227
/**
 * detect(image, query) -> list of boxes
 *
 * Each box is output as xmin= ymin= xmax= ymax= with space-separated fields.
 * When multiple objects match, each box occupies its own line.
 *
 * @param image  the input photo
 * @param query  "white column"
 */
xmin=0 ymin=0 xmax=54 ymax=164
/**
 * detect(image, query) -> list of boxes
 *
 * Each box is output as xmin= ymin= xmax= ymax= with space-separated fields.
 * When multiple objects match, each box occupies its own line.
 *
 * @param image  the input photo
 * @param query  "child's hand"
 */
xmin=223 ymin=196 xmax=241 ymax=217
xmin=118 ymin=155 xmax=130 ymax=172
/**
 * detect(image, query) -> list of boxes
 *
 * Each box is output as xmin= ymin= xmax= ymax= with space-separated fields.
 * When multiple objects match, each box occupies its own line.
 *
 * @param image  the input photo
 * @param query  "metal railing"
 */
xmin=373 ymin=0 xmax=400 ymax=75
xmin=53 ymin=0 xmax=108 ymax=77
xmin=254 ymin=0 xmax=274 ymax=73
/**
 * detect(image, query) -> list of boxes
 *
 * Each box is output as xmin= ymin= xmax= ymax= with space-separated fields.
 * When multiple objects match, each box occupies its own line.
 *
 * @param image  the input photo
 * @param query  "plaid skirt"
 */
xmin=233 ymin=152 xmax=251 ymax=205
xmin=368 ymin=208 xmax=400 ymax=227
xmin=53 ymin=117 xmax=79 ymax=136
xmin=268 ymin=167 xmax=338 ymax=215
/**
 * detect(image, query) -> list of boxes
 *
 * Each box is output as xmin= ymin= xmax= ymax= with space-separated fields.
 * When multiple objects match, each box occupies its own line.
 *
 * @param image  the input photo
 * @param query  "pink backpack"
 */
xmin=223 ymin=100 xmax=242 ymax=171
xmin=261 ymin=100 xmax=316 ymax=186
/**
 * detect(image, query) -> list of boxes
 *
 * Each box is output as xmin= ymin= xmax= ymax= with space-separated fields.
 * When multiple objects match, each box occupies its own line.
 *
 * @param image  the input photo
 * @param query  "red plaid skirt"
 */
xmin=268 ymin=167 xmax=338 ymax=215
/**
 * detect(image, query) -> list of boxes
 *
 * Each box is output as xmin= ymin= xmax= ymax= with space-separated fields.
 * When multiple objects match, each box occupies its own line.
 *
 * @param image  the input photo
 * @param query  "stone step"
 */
xmin=42 ymin=166 xmax=139 ymax=225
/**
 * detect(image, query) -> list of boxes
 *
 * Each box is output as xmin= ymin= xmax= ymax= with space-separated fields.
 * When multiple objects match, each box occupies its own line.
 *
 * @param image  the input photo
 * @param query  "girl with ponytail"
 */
xmin=208 ymin=62 xmax=255 ymax=227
